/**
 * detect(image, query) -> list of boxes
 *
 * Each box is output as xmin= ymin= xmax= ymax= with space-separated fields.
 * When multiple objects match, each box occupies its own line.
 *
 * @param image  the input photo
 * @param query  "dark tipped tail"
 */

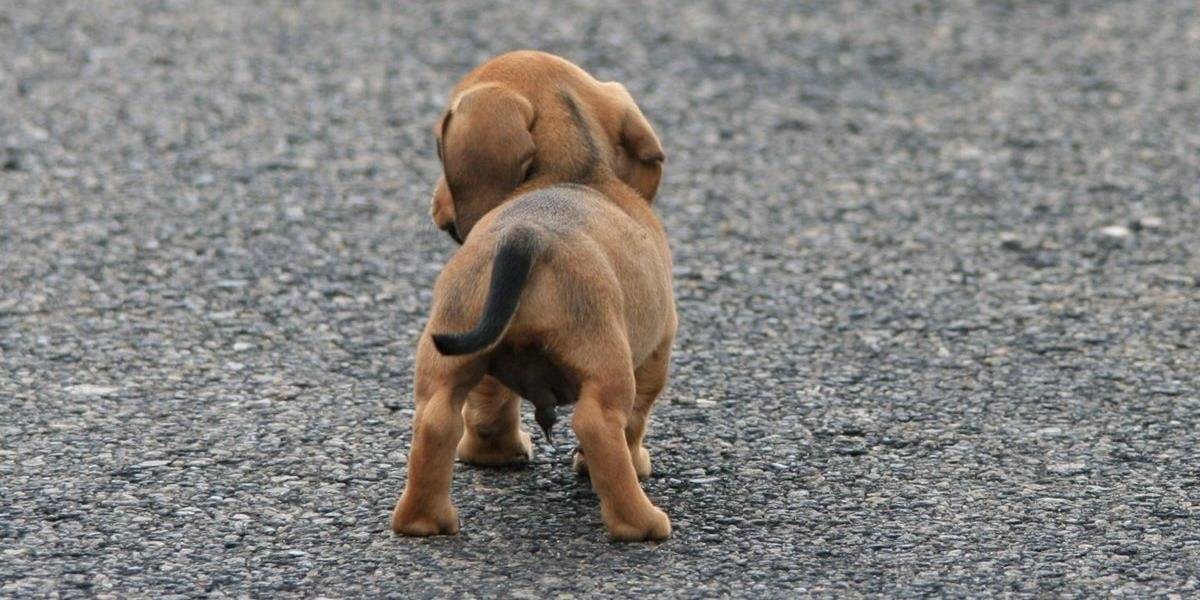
xmin=431 ymin=229 xmax=540 ymax=356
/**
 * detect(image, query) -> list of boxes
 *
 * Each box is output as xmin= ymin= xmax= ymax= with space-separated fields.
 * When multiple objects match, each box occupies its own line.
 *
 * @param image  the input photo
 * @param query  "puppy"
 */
xmin=428 ymin=50 xmax=665 ymax=243
xmin=426 ymin=51 xmax=666 ymax=454
xmin=392 ymin=53 xmax=676 ymax=542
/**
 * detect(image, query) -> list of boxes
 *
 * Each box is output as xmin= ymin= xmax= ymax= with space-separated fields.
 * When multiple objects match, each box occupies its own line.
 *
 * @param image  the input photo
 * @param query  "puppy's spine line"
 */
xmin=431 ymin=228 xmax=540 ymax=356
xmin=559 ymin=90 xmax=600 ymax=183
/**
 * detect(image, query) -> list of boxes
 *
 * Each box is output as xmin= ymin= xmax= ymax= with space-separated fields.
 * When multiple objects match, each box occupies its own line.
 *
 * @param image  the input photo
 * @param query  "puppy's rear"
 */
xmin=429 ymin=226 xmax=540 ymax=356
xmin=424 ymin=184 xmax=672 ymax=437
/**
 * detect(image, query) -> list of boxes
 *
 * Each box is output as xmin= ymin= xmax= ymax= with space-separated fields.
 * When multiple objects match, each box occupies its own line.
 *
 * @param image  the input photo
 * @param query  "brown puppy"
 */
xmin=427 ymin=52 xmax=667 ymax=478
xmin=428 ymin=50 xmax=665 ymax=243
xmin=392 ymin=56 xmax=676 ymax=542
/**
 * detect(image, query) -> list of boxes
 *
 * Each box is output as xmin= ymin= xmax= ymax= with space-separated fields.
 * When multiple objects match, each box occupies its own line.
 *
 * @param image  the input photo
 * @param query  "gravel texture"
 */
xmin=2 ymin=1 xmax=1199 ymax=597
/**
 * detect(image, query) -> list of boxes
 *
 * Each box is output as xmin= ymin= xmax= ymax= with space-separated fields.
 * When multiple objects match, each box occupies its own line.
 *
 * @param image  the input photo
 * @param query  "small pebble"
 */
xmin=1097 ymin=225 xmax=1132 ymax=247
xmin=133 ymin=460 xmax=171 ymax=469
xmin=999 ymin=232 xmax=1024 ymax=251
xmin=65 ymin=384 xmax=119 ymax=396
xmin=1046 ymin=462 xmax=1090 ymax=476
xmin=1132 ymin=216 xmax=1164 ymax=231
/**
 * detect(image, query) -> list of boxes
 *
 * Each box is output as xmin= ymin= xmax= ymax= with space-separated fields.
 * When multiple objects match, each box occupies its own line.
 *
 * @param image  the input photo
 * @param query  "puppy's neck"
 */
xmin=514 ymin=178 xmax=648 ymax=221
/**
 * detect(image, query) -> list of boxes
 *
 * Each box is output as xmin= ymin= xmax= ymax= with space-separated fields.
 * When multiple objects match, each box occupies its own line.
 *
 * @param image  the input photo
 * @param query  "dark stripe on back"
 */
xmin=558 ymin=90 xmax=599 ymax=183
xmin=496 ymin=185 xmax=595 ymax=234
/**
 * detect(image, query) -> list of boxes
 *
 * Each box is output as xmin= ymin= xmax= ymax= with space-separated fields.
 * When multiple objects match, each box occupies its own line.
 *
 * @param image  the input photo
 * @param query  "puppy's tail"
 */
xmin=431 ymin=228 xmax=541 ymax=356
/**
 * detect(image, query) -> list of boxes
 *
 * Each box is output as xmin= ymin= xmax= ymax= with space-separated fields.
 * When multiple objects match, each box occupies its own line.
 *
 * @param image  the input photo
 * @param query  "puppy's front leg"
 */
xmin=391 ymin=371 xmax=468 ymax=536
xmin=573 ymin=377 xmax=671 ymax=542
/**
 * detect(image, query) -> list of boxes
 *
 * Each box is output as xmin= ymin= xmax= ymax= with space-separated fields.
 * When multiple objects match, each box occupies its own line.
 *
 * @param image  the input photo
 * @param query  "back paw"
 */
xmin=457 ymin=429 xmax=533 ymax=467
xmin=573 ymin=445 xmax=651 ymax=480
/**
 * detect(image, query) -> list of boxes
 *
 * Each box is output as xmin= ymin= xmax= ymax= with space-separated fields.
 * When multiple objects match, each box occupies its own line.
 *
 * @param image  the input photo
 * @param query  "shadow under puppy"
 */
xmin=392 ymin=51 xmax=676 ymax=541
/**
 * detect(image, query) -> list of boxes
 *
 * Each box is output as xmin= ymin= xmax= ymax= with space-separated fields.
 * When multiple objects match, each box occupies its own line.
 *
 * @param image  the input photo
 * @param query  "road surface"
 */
xmin=2 ymin=1 xmax=1198 ymax=597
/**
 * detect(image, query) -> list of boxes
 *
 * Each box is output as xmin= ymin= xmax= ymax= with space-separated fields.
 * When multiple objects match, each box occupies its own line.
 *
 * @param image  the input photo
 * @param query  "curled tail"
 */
xmin=431 ymin=228 xmax=540 ymax=356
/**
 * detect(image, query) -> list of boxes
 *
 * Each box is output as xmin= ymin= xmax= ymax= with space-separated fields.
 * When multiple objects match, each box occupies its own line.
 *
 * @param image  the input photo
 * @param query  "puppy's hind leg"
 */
xmin=627 ymin=338 xmax=671 ymax=479
xmin=457 ymin=376 xmax=533 ymax=466
xmin=574 ymin=336 xmax=671 ymax=480
xmin=572 ymin=367 xmax=671 ymax=541
xmin=391 ymin=338 xmax=482 ymax=536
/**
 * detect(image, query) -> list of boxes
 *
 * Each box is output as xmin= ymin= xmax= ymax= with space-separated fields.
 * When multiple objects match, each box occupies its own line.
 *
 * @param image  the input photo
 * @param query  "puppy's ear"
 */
xmin=604 ymin=82 xmax=666 ymax=202
xmin=430 ymin=174 xmax=456 ymax=230
xmin=620 ymin=110 xmax=666 ymax=202
xmin=429 ymin=115 xmax=461 ymax=242
xmin=440 ymin=84 xmax=536 ymax=238
xmin=434 ymin=110 xmax=451 ymax=162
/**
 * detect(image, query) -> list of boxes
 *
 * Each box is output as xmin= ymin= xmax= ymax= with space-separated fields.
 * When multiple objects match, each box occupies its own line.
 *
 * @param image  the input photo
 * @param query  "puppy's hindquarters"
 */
xmin=431 ymin=227 xmax=542 ymax=356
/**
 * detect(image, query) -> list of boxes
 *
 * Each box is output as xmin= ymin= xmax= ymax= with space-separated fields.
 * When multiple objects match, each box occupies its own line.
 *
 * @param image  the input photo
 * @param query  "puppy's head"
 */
xmin=430 ymin=52 xmax=667 ymax=244
xmin=431 ymin=84 xmax=535 ymax=243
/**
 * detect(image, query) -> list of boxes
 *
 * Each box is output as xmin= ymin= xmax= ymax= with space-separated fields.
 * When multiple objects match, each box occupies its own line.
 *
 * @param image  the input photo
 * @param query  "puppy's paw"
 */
xmin=572 ymin=445 xmax=589 ymax=477
xmin=573 ymin=445 xmax=651 ymax=480
xmin=630 ymin=445 xmax=652 ymax=480
xmin=602 ymin=504 xmax=671 ymax=542
xmin=390 ymin=497 xmax=460 ymax=537
xmin=457 ymin=429 xmax=533 ymax=467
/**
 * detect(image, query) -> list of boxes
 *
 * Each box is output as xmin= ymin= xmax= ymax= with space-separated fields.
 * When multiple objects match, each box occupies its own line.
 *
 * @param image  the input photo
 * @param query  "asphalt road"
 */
xmin=2 ymin=1 xmax=1199 ymax=597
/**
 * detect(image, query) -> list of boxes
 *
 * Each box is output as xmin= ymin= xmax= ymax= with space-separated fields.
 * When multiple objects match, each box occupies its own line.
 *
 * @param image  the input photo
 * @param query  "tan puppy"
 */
xmin=392 ymin=54 xmax=676 ymax=542
xmin=428 ymin=50 xmax=665 ymax=243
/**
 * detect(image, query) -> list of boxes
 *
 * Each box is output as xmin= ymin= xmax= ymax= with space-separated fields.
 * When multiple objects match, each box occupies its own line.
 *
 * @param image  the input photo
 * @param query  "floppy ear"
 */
xmin=603 ymin=82 xmax=665 ymax=202
xmin=440 ymin=84 xmax=536 ymax=238
xmin=620 ymin=109 xmax=666 ymax=202
xmin=428 ymin=112 xmax=461 ymax=242
xmin=434 ymin=110 xmax=451 ymax=163
xmin=430 ymin=174 xmax=456 ymax=230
